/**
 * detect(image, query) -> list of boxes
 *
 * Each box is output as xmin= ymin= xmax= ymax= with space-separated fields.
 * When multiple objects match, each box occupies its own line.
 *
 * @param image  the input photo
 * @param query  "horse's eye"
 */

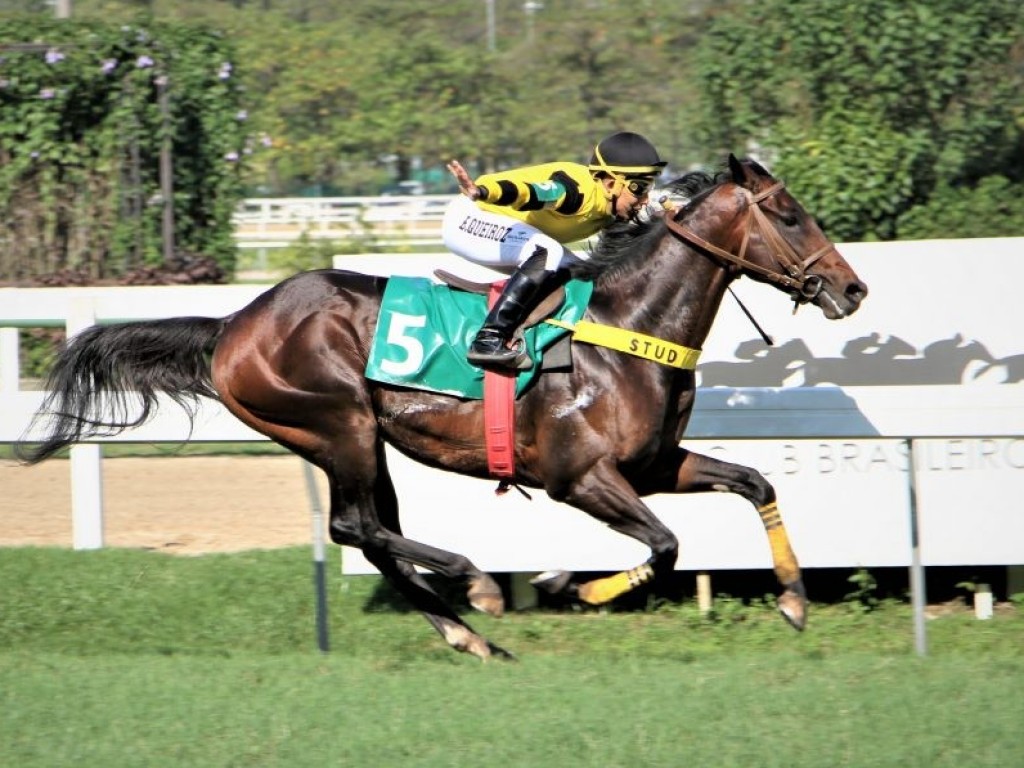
xmin=781 ymin=214 xmax=798 ymax=227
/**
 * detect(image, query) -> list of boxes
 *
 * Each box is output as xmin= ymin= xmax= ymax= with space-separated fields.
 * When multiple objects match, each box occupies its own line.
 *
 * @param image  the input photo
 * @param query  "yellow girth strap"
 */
xmin=545 ymin=318 xmax=701 ymax=370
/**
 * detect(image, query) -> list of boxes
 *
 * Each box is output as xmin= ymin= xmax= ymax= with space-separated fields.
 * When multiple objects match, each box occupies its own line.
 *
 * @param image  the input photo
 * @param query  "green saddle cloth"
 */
xmin=365 ymin=276 xmax=594 ymax=399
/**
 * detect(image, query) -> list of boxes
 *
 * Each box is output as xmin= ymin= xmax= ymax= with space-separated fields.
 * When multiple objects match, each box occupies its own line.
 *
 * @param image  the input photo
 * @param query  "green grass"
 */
xmin=2 ymin=547 xmax=1022 ymax=767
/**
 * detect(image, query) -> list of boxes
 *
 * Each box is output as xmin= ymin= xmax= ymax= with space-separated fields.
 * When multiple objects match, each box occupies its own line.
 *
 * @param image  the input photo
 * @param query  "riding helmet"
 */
xmin=588 ymin=132 xmax=667 ymax=177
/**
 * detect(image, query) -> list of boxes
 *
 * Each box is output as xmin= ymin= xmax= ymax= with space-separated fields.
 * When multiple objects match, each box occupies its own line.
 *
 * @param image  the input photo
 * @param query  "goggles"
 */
xmin=620 ymin=175 xmax=655 ymax=198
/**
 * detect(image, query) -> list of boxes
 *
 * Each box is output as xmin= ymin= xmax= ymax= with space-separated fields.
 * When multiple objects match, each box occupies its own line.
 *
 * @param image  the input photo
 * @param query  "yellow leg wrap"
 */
xmin=577 ymin=563 xmax=654 ymax=606
xmin=758 ymin=502 xmax=801 ymax=585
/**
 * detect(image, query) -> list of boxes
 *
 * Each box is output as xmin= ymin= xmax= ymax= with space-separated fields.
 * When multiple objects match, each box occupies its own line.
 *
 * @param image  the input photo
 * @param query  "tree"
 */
xmin=695 ymin=0 xmax=1024 ymax=241
xmin=0 ymin=17 xmax=249 ymax=279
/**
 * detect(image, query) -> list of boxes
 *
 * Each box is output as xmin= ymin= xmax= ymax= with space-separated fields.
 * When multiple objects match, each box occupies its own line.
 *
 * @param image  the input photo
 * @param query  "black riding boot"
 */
xmin=467 ymin=266 xmax=565 ymax=370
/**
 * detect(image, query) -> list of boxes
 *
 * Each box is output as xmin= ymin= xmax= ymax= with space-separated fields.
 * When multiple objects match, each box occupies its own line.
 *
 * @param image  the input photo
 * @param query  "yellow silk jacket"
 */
xmin=473 ymin=162 xmax=614 ymax=243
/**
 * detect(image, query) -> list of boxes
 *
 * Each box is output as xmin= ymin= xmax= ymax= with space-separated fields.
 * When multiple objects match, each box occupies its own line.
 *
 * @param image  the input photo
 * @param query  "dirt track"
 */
xmin=0 ymin=456 xmax=329 ymax=554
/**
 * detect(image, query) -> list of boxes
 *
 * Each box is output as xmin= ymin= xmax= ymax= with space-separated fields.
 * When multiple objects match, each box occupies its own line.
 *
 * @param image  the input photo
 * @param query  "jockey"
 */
xmin=444 ymin=131 xmax=667 ymax=370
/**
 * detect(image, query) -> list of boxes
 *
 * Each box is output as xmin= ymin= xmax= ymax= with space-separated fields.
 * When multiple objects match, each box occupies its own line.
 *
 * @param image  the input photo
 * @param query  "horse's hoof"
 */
xmin=487 ymin=641 xmax=518 ymax=662
xmin=530 ymin=569 xmax=575 ymax=596
xmin=778 ymin=583 xmax=808 ymax=631
xmin=460 ymin=636 xmax=517 ymax=662
xmin=443 ymin=624 xmax=495 ymax=660
xmin=468 ymin=574 xmax=505 ymax=618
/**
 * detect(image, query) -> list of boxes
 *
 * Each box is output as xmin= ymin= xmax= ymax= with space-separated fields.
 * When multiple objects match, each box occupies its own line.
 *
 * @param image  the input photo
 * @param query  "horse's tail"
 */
xmin=15 ymin=316 xmax=226 ymax=464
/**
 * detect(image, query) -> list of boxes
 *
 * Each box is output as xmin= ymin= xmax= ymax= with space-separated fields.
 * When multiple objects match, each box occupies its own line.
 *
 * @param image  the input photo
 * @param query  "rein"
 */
xmin=661 ymin=181 xmax=831 ymax=304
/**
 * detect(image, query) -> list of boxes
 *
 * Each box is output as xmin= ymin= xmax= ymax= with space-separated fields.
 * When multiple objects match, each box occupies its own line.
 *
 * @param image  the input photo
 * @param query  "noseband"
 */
xmin=662 ymin=181 xmax=831 ymax=304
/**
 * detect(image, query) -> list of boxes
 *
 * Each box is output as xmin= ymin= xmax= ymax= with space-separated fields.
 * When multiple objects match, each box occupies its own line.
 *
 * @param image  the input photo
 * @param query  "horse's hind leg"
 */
xmin=214 ymin=376 xmax=505 ymax=654
xmin=370 ymin=442 xmax=504 ymax=619
xmin=325 ymin=440 xmax=511 ymax=659
xmin=363 ymin=549 xmax=514 ymax=660
xmin=655 ymin=447 xmax=807 ymax=630
xmin=211 ymin=304 xmax=505 ymax=655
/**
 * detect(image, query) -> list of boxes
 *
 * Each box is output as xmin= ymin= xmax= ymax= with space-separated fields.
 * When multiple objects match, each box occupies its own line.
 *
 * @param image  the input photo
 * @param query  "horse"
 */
xmin=17 ymin=155 xmax=868 ymax=660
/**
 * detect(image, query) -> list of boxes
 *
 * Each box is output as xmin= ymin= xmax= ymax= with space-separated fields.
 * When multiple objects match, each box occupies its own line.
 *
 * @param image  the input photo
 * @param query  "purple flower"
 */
xmin=101 ymin=59 xmax=118 ymax=75
xmin=224 ymin=151 xmax=239 ymax=162
xmin=235 ymin=109 xmax=248 ymax=121
xmin=136 ymin=55 xmax=154 ymax=69
xmin=30 ymin=151 xmax=40 ymax=158
xmin=260 ymin=133 xmax=273 ymax=148
xmin=45 ymin=49 xmax=65 ymax=65
xmin=218 ymin=62 xmax=232 ymax=80
xmin=39 ymin=88 xmax=55 ymax=100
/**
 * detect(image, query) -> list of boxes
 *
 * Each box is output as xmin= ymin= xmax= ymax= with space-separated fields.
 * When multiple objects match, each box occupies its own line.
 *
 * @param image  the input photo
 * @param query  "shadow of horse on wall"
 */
xmin=699 ymin=333 xmax=1010 ymax=387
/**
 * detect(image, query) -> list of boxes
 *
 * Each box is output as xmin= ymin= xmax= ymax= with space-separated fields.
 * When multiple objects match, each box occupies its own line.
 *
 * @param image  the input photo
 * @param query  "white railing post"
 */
xmin=70 ymin=444 xmax=104 ymax=550
xmin=67 ymin=297 xmax=104 ymax=551
xmin=0 ymin=327 xmax=19 ymax=393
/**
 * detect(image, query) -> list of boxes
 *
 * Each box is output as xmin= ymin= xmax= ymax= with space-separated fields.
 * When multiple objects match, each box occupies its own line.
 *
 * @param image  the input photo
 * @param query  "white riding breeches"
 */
xmin=442 ymin=195 xmax=588 ymax=274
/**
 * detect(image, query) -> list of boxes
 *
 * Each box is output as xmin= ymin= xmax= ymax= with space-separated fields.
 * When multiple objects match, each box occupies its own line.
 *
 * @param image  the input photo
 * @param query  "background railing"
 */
xmin=231 ymin=195 xmax=452 ymax=250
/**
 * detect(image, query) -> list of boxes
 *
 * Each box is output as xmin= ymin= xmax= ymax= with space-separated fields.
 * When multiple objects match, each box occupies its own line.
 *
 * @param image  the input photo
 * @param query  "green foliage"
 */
xmin=265 ymin=229 xmax=384 ymax=277
xmin=3 ymin=0 xmax=1023 ymax=270
xmin=844 ymin=568 xmax=881 ymax=613
xmin=17 ymin=328 xmax=58 ymax=380
xmin=696 ymin=0 xmax=1024 ymax=241
xmin=0 ymin=16 xmax=252 ymax=280
xmin=264 ymin=233 xmax=340 ymax=276
xmin=896 ymin=176 xmax=1024 ymax=239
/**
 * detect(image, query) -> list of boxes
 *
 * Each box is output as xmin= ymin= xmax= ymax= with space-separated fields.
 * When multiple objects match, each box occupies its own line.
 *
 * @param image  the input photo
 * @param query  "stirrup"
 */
xmin=467 ymin=334 xmax=532 ymax=371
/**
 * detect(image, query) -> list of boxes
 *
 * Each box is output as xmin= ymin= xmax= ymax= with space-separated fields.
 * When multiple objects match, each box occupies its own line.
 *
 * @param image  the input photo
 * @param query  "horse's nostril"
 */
xmin=846 ymin=281 xmax=868 ymax=303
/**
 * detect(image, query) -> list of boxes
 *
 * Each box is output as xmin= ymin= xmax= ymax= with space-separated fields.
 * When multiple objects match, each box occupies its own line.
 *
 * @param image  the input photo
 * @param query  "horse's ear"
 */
xmin=728 ymin=153 xmax=747 ymax=184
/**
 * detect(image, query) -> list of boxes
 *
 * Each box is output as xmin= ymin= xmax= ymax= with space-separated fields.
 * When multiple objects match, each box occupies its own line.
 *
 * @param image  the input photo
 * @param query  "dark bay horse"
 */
xmin=18 ymin=155 xmax=868 ymax=659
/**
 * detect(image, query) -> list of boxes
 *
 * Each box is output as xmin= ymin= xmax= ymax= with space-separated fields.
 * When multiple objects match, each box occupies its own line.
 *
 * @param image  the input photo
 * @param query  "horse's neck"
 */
xmin=595 ymin=236 xmax=732 ymax=350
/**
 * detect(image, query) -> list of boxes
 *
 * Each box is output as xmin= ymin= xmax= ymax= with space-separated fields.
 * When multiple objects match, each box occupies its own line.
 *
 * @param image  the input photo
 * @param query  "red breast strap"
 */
xmin=483 ymin=281 xmax=516 ymax=479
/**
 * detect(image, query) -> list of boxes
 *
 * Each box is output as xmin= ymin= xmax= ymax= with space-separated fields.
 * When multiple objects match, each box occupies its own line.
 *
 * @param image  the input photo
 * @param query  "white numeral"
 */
xmin=379 ymin=312 xmax=427 ymax=375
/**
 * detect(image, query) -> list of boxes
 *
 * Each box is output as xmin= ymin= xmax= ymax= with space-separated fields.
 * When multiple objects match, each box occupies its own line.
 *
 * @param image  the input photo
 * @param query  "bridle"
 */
xmin=662 ymin=181 xmax=831 ymax=305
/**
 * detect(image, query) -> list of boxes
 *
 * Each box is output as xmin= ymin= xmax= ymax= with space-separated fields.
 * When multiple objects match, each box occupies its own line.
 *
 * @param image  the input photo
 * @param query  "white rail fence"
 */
xmin=232 ymin=195 xmax=451 ymax=250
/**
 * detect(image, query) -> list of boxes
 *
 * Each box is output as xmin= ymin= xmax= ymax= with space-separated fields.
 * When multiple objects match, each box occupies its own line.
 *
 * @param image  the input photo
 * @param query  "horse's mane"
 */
xmin=574 ymin=158 xmax=772 ymax=281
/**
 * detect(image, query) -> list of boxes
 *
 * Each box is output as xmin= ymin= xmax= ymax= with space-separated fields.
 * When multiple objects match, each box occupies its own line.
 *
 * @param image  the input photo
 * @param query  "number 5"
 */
xmin=379 ymin=312 xmax=427 ymax=375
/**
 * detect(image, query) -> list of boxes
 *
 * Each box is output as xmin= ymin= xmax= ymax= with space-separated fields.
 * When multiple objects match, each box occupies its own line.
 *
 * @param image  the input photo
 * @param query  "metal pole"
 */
xmin=303 ymin=460 xmax=330 ymax=653
xmin=55 ymin=0 xmax=72 ymax=19
xmin=905 ymin=438 xmax=927 ymax=657
xmin=485 ymin=0 xmax=496 ymax=51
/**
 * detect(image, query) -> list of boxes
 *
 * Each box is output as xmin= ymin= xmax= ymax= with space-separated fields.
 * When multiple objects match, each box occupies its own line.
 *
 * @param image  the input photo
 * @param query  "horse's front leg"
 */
xmin=534 ymin=460 xmax=679 ymax=606
xmin=648 ymin=446 xmax=807 ymax=630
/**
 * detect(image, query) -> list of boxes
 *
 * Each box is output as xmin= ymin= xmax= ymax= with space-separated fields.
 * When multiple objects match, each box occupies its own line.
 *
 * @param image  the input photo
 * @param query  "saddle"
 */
xmin=433 ymin=270 xmax=573 ymax=370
